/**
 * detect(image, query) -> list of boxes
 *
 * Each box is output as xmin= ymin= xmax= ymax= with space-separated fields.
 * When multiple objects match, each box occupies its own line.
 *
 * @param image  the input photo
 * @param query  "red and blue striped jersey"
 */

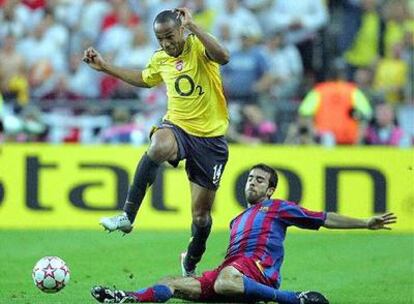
xmin=225 ymin=199 xmax=326 ymax=287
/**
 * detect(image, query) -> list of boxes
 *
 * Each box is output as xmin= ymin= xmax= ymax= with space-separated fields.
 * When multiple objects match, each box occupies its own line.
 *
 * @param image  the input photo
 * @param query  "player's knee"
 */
xmin=213 ymin=267 xmax=242 ymax=296
xmin=148 ymin=138 xmax=176 ymax=162
xmin=192 ymin=214 xmax=211 ymax=228
xmin=213 ymin=276 xmax=241 ymax=296
xmin=213 ymin=277 xmax=234 ymax=295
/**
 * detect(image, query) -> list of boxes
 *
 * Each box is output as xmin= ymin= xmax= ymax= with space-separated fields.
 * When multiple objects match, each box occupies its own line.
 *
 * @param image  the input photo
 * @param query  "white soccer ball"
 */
xmin=32 ymin=256 xmax=70 ymax=293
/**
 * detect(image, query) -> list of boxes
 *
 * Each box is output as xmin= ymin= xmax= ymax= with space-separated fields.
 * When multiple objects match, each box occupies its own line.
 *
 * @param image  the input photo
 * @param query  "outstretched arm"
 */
xmin=176 ymin=7 xmax=229 ymax=65
xmin=323 ymin=212 xmax=397 ymax=230
xmin=82 ymin=47 xmax=150 ymax=88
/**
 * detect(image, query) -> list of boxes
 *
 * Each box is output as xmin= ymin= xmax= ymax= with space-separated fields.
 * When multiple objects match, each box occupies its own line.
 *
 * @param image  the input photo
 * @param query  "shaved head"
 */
xmin=153 ymin=10 xmax=182 ymax=28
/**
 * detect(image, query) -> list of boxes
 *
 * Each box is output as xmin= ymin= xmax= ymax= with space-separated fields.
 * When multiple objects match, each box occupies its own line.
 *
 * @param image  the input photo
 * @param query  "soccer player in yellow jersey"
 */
xmin=82 ymin=8 xmax=230 ymax=276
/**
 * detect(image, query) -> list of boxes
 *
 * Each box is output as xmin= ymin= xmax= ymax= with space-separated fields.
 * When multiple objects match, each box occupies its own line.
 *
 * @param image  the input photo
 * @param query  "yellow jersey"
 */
xmin=142 ymin=34 xmax=229 ymax=137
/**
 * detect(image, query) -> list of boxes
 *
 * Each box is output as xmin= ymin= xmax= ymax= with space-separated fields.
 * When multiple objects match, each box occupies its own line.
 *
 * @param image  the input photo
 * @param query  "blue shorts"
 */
xmin=153 ymin=121 xmax=228 ymax=191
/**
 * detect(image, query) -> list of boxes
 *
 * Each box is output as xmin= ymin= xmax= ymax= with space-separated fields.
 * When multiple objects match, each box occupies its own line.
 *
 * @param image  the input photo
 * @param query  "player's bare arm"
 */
xmin=82 ymin=47 xmax=150 ymax=88
xmin=175 ymin=7 xmax=229 ymax=65
xmin=323 ymin=212 xmax=397 ymax=230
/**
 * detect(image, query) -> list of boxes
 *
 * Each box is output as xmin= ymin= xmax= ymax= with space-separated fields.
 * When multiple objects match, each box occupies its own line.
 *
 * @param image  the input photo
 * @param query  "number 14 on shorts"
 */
xmin=212 ymin=164 xmax=224 ymax=185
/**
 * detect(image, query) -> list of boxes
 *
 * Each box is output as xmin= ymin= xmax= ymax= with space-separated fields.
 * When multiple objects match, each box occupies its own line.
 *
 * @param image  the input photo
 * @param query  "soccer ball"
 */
xmin=32 ymin=256 xmax=70 ymax=293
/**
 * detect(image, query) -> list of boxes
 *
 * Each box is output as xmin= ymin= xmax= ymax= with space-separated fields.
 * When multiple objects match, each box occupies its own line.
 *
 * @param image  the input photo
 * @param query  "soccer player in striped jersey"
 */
xmin=83 ymin=7 xmax=229 ymax=276
xmin=91 ymin=164 xmax=397 ymax=304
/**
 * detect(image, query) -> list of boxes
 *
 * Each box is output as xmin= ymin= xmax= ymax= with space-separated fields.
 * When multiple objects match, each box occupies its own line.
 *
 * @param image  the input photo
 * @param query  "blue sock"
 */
xmin=243 ymin=276 xmax=299 ymax=304
xmin=134 ymin=284 xmax=172 ymax=302
xmin=153 ymin=285 xmax=172 ymax=302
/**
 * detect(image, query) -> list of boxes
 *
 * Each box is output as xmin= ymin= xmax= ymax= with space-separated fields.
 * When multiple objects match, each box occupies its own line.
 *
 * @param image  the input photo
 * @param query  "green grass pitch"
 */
xmin=0 ymin=230 xmax=412 ymax=303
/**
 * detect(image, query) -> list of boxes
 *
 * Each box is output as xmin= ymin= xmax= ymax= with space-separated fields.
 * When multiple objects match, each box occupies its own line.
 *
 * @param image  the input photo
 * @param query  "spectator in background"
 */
xmin=343 ymin=0 xmax=412 ymax=81
xmin=354 ymin=67 xmax=383 ymax=106
xmin=373 ymin=43 xmax=408 ymax=104
xmin=109 ymin=81 xmax=140 ymax=100
xmin=265 ymin=31 xmax=303 ymax=100
xmin=100 ymin=107 xmax=144 ymax=144
xmin=69 ymin=105 xmax=112 ymax=144
xmin=16 ymin=17 xmax=67 ymax=98
xmin=7 ymin=0 xmax=46 ymax=37
xmin=243 ymin=0 xmax=276 ymax=35
xmin=382 ymin=0 xmax=411 ymax=59
xmin=221 ymin=27 xmax=271 ymax=139
xmin=183 ymin=0 xmax=216 ymax=32
xmin=99 ymin=52 xmax=140 ymax=99
xmin=77 ymin=0 xmax=111 ymax=42
xmin=0 ymin=105 xmax=47 ymax=142
xmin=240 ymin=105 xmax=277 ymax=143
xmin=299 ymin=66 xmax=372 ymax=146
xmin=214 ymin=22 xmax=240 ymax=53
xmin=260 ymin=30 xmax=303 ymax=120
xmin=19 ymin=105 xmax=47 ymax=142
xmin=144 ymin=0 xmax=182 ymax=28
xmin=0 ymin=0 xmax=25 ymax=40
xmin=0 ymin=35 xmax=29 ymax=106
xmin=100 ymin=0 xmax=140 ymax=32
xmin=365 ymin=103 xmax=408 ymax=146
xmin=401 ymin=29 xmax=413 ymax=103
xmin=42 ymin=73 xmax=81 ymax=101
xmin=52 ymin=0 xmax=84 ymax=33
xmin=284 ymin=115 xmax=318 ymax=145
xmin=93 ymin=53 xmax=115 ymax=99
xmin=98 ymin=1 xmax=138 ymax=54
xmin=343 ymin=0 xmax=382 ymax=80
xmin=396 ymin=103 xmax=414 ymax=147
xmin=114 ymin=24 xmax=153 ymax=69
xmin=270 ymin=0 xmax=328 ymax=74
xmin=66 ymin=52 xmax=101 ymax=99
xmin=0 ymin=0 xmax=411 ymax=146
xmin=221 ymin=27 xmax=270 ymax=106
xmin=213 ymin=0 xmax=262 ymax=42
xmin=21 ymin=0 xmax=46 ymax=10
xmin=97 ymin=3 xmax=143 ymax=99
xmin=138 ymin=85 xmax=168 ymax=125
xmin=42 ymin=7 xmax=69 ymax=52
xmin=228 ymin=104 xmax=277 ymax=144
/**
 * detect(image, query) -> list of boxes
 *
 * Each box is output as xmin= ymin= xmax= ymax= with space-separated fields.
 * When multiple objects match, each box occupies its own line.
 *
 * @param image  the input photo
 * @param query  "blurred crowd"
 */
xmin=0 ymin=0 xmax=413 ymax=147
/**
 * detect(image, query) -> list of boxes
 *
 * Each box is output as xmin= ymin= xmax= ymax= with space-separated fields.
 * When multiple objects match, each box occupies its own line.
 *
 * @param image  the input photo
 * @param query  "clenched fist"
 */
xmin=82 ymin=47 xmax=105 ymax=71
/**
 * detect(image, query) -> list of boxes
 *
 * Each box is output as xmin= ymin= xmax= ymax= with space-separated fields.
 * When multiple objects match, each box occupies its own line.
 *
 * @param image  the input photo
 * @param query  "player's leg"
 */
xmin=214 ymin=266 xmax=329 ymax=304
xmin=181 ymin=136 xmax=228 ymax=275
xmin=159 ymin=276 xmax=202 ymax=301
xmin=182 ymin=182 xmax=215 ymax=275
xmin=123 ymin=128 xmax=178 ymax=221
xmin=91 ymin=277 xmax=202 ymax=303
xmin=100 ymin=128 xmax=178 ymax=233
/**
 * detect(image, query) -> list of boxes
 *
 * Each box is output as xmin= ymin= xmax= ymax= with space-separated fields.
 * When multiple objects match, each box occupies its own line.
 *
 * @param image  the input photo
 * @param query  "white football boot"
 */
xmin=180 ymin=252 xmax=196 ymax=277
xmin=100 ymin=213 xmax=133 ymax=234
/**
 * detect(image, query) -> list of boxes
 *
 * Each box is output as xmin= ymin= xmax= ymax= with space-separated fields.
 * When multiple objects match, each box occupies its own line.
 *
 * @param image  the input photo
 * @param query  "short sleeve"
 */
xmin=142 ymin=54 xmax=163 ymax=87
xmin=352 ymin=89 xmax=373 ymax=120
xmin=299 ymin=90 xmax=320 ymax=117
xmin=278 ymin=201 xmax=326 ymax=230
